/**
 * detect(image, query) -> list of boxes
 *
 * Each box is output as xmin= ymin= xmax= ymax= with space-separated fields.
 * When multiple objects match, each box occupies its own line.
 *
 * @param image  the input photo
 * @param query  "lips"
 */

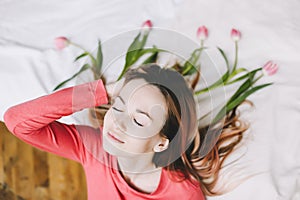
xmin=107 ymin=132 xmax=125 ymax=144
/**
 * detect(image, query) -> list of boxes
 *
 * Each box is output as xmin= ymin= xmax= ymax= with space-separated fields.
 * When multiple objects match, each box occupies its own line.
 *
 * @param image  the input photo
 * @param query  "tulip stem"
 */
xmin=200 ymin=40 xmax=204 ymax=47
xmin=232 ymin=41 xmax=238 ymax=73
xmin=70 ymin=42 xmax=97 ymax=69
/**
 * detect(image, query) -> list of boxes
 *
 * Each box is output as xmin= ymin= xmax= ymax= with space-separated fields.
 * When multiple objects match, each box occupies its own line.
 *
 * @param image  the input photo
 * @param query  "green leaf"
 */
xmin=212 ymin=83 xmax=273 ymax=124
xmin=95 ymin=40 xmax=103 ymax=77
xmin=53 ymin=64 xmax=90 ymax=91
xmin=183 ymin=63 xmax=199 ymax=76
xmin=211 ymin=106 xmax=227 ymax=125
xmin=217 ymin=47 xmax=230 ymax=72
xmin=138 ymin=46 xmax=163 ymax=57
xmin=74 ymin=52 xmax=89 ymax=62
xmin=73 ymin=49 xmax=96 ymax=70
xmin=227 ymin=68 xmax=248 ymax=81
xmin=142 ymin=51 xmax=159 ymax=64
xmin=228 ymin=78 xmax=252 ymax=104
xmin=195 ymin=71 xmax=229 ymax=95
xmin=89 ymin=55 xmax=97 ymax=68
xmin=194 ymin=47 xmax=232 ymax=95
xmin=227 ymin=68 xmax=261 ymax=85
xmin=227 ymin=68 xmax=262 ymax=102
xmin=125 ymin=32 xmax=148 ymax=66
xmin=117 ymin=31 xmax=151 ymax=80
xmin=228 ymin=83 xmax=272 ymax=111
xmin=182 ymin=48 xmax=204 ymax=76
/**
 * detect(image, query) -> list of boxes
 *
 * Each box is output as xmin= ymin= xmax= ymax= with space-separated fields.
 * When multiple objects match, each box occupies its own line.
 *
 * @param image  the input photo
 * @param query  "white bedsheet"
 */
xmin=1 ymin=0 xmax=299 ymax=199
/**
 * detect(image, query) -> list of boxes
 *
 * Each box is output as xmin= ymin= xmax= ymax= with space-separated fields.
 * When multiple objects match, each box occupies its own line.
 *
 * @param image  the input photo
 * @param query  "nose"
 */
xmin=113 ymin=117 xmax=127 ymax=133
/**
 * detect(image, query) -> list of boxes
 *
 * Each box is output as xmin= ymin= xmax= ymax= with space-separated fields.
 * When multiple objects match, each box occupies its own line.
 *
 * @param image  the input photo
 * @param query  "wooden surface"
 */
xmin=0 ymin=121 xmax=87 ymax=200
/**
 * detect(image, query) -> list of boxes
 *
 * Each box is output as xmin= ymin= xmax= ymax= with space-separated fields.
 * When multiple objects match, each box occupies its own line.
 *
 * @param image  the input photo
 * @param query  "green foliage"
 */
xmin=117 ymin=32 xmax=161 ymax=80
xmin=53 ymin=64 xmax=90 ymax=91
xmin=53 ymin=40 xmax=103 ymax=91
xmin=54 ymin=27 xmax=274 ymax=125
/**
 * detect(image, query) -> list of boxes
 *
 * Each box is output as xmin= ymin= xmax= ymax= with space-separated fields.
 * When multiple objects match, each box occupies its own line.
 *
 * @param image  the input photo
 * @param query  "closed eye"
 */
xmin=112 ymin=107 xmax=123 ymax=112
xmin=134 ymin=118 xmax=143 ymax=127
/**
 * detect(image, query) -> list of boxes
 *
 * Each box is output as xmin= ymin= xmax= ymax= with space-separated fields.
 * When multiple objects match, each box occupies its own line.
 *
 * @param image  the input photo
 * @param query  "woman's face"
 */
xmin=103 ymin=79 xmax=168 ymax=157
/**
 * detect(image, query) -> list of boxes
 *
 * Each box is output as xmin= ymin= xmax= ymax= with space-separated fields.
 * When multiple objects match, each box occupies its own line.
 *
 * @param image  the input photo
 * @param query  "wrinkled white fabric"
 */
xmin=0 ymin=0 xmax=299 ymax=199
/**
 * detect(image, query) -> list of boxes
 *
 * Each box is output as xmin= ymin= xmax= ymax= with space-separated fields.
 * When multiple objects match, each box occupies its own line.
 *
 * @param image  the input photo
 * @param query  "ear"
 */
xmin=153 ymin=138 xmax=169 ymax=152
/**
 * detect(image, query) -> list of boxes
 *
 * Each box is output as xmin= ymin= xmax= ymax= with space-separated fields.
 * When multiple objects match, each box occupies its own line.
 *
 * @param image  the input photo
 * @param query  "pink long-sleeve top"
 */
xmin=4 ymin=80 xmax=205 ymax=200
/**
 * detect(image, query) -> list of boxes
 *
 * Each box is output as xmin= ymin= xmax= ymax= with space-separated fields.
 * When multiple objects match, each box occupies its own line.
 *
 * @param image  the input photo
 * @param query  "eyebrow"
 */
xmin=116 ymin=96 xmax=125 ymax=104
xmin=136 ymin=109 xmax=153 ymax=121
xmin=116 ymin=96 xmax=152 ymax=120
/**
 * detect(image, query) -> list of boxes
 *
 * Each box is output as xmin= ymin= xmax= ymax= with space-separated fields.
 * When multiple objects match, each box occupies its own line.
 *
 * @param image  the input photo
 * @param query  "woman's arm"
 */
xmin=3 ymin=80 xmax=108 ymax=163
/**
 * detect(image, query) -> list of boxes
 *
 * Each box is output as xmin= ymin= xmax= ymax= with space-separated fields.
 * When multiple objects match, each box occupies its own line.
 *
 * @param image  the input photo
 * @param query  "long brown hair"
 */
xmin=123 ymin=64 xmax=250 ymax=196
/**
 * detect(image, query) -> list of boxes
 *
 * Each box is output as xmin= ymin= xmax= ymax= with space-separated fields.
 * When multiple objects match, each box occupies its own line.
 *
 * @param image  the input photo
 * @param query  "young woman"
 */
xmin=4 ymin=64 xmax=248 ymax=199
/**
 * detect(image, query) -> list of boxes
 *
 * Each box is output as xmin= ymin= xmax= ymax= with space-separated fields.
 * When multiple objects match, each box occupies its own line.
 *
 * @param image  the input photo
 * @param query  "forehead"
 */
xmin=119 ymin=79 xmax=167 ymax=113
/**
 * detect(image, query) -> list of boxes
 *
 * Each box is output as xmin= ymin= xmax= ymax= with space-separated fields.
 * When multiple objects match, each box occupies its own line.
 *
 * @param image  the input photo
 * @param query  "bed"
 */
xmin=1 ymin=0 xmax=299 ymax=199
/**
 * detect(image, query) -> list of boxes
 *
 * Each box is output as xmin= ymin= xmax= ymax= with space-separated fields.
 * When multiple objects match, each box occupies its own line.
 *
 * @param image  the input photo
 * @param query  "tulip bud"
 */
xmin=231 ymin=28 xmax=241 ymax=42
xmin=262 ymin=61 xmax=278 ymax=76
xmin=141 ymin=20 xmax=153 ymax=32
xmin=54 ymin=36 xmax=70 ymax=50
xmin=197 ymin=26 xmax=208 ymax=41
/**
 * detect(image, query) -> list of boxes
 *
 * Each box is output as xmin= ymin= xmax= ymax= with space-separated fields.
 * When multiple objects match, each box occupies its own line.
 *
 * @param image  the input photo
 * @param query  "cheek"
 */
xmin=103 ymin=109 xmax=113 ymax=128
xmin=127 ymin=136 xmax=160 ymax=153
xmin=102 ymin=110 xmax=112 ymax=143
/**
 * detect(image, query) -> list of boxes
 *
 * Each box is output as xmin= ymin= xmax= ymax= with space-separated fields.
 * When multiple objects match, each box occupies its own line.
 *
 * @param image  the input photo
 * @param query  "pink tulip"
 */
xmin=54 ymin=36 xmax=70 ymax=50
xmin=141 ymin=20 xmax=153 ymax=31
xmin=197 ymin=26 xmax=208 ymax=41
xmin=231 ymin=28 xmax=241 ymax=42
xmin=262 ymin=61 xmax=278 ymax=76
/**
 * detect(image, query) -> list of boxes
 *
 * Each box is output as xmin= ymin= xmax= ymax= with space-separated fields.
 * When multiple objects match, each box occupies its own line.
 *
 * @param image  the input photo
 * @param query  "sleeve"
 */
xmin=3 ymin=80 xmax=108 ymax=163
